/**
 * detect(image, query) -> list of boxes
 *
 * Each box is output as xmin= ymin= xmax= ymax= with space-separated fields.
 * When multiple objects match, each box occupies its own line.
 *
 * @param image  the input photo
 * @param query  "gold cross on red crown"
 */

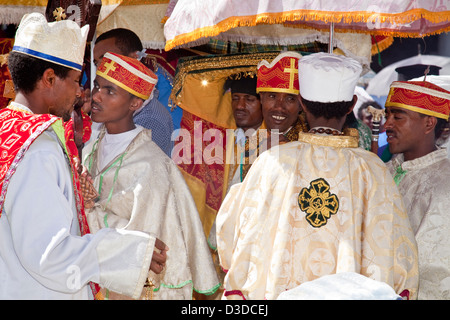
xmin=103 ymin=60 xmax=117 ymax=74
xmin=284 ymin=58 xmax=298 ymax=91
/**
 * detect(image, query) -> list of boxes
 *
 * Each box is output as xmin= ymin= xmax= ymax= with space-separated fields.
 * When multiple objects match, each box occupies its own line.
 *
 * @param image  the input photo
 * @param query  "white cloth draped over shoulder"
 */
xmin=83 ymin=126 xmax=220 ymax=299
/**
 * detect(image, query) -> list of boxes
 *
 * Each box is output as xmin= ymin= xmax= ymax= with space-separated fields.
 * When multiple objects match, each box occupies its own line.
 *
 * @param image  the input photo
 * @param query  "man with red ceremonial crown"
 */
xmin=384 ymin=78 xmax=450 ymax=299
xmin=82 ymin=52 xmax=219 ymax=299
xmin=0 ymin=13 xmax=167 ymax=299
xmin=256 ymin=51 xmax=308 ymax=145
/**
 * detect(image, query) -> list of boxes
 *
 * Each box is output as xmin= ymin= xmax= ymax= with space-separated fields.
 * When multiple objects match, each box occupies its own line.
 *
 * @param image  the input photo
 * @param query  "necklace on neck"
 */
xmin=309 ymin=126 xmax=344 ymax=136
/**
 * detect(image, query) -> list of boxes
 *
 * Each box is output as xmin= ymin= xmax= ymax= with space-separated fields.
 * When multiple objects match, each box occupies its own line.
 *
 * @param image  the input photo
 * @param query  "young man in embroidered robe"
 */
xmin=384 ymin=78 xmax=450 ymax=299
xmin=216 ymin=52 xmax=419 ymax=300
xmin=0 ymin=13 xmax=167 ymax=300
xmin=82 ymin=52 xmax=219 ymax=299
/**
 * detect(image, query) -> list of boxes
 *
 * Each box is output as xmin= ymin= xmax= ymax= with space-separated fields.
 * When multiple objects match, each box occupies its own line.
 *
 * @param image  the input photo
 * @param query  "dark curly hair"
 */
xmin=300 ymin=96 xmax=354 ymax=120
xmin=8 ymin=51 xmax=72 ymax=93
xmin=95 ymin=28 xmax=143 ymax=56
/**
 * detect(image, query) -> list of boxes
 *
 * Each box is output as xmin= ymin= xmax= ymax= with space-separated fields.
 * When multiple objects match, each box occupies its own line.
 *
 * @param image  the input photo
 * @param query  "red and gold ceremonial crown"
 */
xmin=386 ymin=81 xmax=450 ymax=120
xmin=96 ymin=52 xmax=158 ymax=100
xmin=256 ymin=51 xmax=302 ymax=95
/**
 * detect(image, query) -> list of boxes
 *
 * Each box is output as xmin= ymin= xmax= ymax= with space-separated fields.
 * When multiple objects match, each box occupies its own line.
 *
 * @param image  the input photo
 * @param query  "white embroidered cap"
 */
xmin=12 ymin=12 xmax=89 ymax=71
xmin=298 ymin=52 xmax=362 ymax=103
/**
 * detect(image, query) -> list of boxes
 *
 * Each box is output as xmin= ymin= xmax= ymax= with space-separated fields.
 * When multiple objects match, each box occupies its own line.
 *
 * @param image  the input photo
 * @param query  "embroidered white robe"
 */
xmin=216 ymin=132 xmax=419 ymax=300
xmin=387 ymin=148 xmax=450 ymax=300
xmin=83 ymin=126 xmax=220 ymax=299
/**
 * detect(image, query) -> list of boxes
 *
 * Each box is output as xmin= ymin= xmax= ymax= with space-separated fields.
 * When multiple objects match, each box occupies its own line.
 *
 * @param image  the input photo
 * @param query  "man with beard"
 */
xmin=224 ymin=74 xmax=263 ymax=187
xmin=0 ymin=13 xmax=167 ymax=299
xmin=384 ymin=79 xmax=450 ymax=299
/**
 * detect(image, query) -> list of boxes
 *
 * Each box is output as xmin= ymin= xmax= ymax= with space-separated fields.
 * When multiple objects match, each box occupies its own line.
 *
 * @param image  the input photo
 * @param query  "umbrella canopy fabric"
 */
xmin=0 ymin=0 xmax=170 ymax=50
xmin=97 ymin=0 xmax=170 ymax=49
xmin=164 ymin=0 xmax=450 ymax=51
xmin=164 ymin=0 xmax=376 ymax=70
xmin=0 ymin=0 xmax=46 ymax=24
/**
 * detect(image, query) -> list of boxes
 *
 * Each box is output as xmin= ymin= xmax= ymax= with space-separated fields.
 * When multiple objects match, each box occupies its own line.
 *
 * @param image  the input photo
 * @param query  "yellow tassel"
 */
xmin=165 ymin=8 xmax=450 ymax=51
xmin=371 ymin=36 xmax=394 ymax=56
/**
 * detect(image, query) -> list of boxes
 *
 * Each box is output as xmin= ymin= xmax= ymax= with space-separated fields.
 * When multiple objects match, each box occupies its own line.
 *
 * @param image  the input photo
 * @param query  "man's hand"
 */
xmin=79 ymin=166 xmax=98 ymax=209
xmin=150 ymin=238 xmax=168 ymax=274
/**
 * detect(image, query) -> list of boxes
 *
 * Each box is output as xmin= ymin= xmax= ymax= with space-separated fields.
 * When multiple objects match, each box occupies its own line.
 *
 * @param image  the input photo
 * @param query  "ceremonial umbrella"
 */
xmin=0 ymin=0 xmax=170 ymax=49
xmin=164 ymin=0 xmax=450 ymax=49
xmin=0 ymin=0 xmax=47 ymax=24
xmin=163 ymin=0 xmax=450 ymax=65
xmin=96 ymin=0 xmax=171 ymax=49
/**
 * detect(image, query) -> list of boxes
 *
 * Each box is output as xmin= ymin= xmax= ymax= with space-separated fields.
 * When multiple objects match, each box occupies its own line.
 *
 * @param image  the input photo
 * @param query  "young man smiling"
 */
xmin=384 ymin=79 xmax=450 ymax=299
xmin=82 ymin=52 xmax=219 ymax=299
xmin=256 ymin=51 xmax=308 ymax=144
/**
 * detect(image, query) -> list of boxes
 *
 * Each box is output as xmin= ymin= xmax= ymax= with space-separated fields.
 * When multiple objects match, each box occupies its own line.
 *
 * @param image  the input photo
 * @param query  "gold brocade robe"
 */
xmin=387 ymin=149 xmax=450 ymax=300
xmin=84 ymin=128 xmax=220 ymax=299
xmin=216 ymin=132 xmax=419 ymax=300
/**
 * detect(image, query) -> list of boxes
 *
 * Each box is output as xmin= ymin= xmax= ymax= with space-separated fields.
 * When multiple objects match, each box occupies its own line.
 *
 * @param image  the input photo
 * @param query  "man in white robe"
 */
xmin=82 ymin=52 xmax=219 ymax=299
xmin=0 ymin=13 xmax=166 ymax=300
xmin=216 ymin=52 xmax=419 ymax=300
xmin=384 ymin=78 xmax=450 ymax=299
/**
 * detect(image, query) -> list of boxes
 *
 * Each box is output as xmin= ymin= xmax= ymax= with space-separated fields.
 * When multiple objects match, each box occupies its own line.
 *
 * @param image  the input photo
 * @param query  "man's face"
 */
xmin=231 ymin=92 xmax=262 ymax=131
xmin=93 ymin=38 xmax=121 ymax=66
xmin=48 ymin=69 xmax=82 ymax=122
xmin=260 ymin=91 xmax=301 ymax=132
xmin=361 ymin=108 xmax=374 ymax=129
xmin=384 ymin=106 xmax=430 ymax=160
xmin=90 ymin=76 xmax=136 ymax=127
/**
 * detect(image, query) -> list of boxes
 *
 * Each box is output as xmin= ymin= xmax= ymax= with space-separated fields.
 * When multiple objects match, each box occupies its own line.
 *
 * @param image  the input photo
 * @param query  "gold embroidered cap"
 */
xmin=386 ymin=80 xmax=450 ymax=120
xmin=12 ymin=12 xmax=89 ymax=71
xmin=256 ymin=51 xmax=302 ymax=95
xmin=96 ymin=52 xmax=158 ymax=100
xmin=298 ymin=52 xmax=362 ymax=103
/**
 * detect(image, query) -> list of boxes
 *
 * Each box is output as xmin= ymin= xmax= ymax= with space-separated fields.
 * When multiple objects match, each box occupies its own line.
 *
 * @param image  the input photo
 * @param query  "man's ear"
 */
xmin=298 ymin=94 xmax=306 ymax=112
xmin=41 ymin=68 xmax=56 ymax=88
xmin=130 ymin=97 xmax=144 ymax=112
xmin=424 ymin=115 xmax=438 ymax=135
xmin=347 ymin=95 xmax=358 ymax=115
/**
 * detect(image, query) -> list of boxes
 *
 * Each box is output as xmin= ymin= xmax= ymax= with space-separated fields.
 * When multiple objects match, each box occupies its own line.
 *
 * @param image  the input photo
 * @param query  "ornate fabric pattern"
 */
xmin=387 ymin=150 xmax=450 ymax=299
xmin=298 ymin=178 xmax=339 ymax=228
xmin=0 ymin=104 xmax=100 ymax=298
xmin=174 ymin=111 xmax=229 ymax=237
xmin=96 ymin=52 xmax=158 ymax=100
xmin=0 ymin=38 xmax=14 ymax=109
xmin=256 ymin=52 xmax=301 ymax=95
xmin=64 ymin=109 xmax=92 ymax=162
xmin=12 ymin=12 xmax=88 ymax=71
xmin=83 ymin=127 xmax=220 ymax=299
xmin=0 ymin=107 xmax=56 ymax=215
xmin=217 ymin=138 xmax=418 ymax=300
xmin=386 ymin=81 xmax=450 ymax=120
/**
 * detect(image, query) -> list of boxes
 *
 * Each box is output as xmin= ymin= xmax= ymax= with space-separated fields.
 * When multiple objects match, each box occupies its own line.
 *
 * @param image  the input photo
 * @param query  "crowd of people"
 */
xmin=0 ymin=12 xmax=449 ymax=300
